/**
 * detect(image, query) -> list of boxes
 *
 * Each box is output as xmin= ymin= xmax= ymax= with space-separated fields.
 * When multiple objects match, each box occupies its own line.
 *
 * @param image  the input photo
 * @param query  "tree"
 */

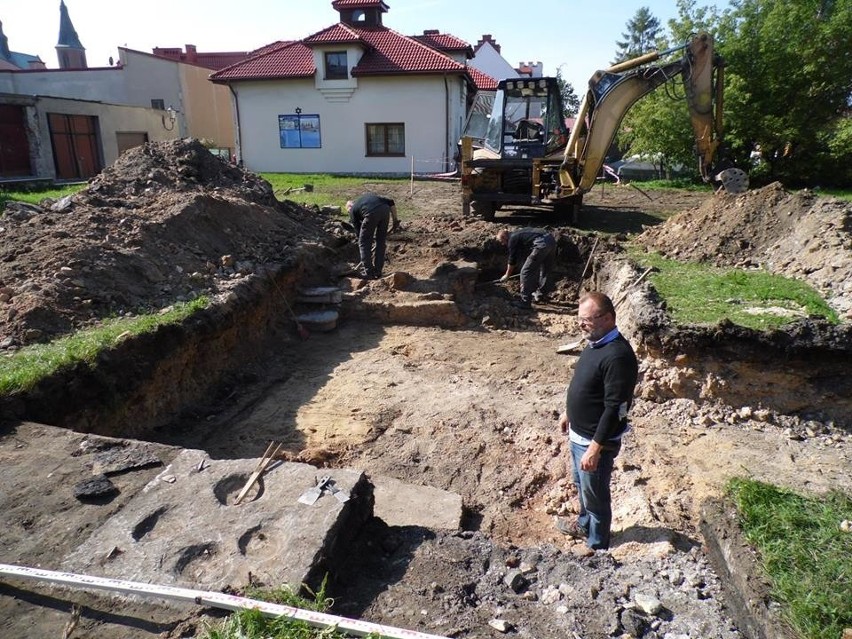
xmin=718 ymin=0 xmax=852 ymax=186
xmin=613 ymin=7 xmax=663 ymax=63
xmin=555 ymin=66 xmax=581 ymax=117
xmin=616 ymin=1 xmax=723 ymax=179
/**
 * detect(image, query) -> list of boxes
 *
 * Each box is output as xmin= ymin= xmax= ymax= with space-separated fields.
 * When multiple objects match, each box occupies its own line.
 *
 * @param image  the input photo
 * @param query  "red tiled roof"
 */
xmin=331 ymin=0 xmax=388 ymax=9
xmin=411 ymin=31 xmax=472 ymax=56
xmin=466 ymin=66 xmax=498 ymax=91
xmin=211 ymin=41 xmax=314 ymax=81
xmin=152 ymin=47 xmax=252 ymax=71
xmin=212 ymin=23 xmax=467 ymax=81
xmin=250 ymin=41 xmax=295 ymax=56
xmin=303 ymin=23 xmax=364 ymax=46
xmin=350 ymin=27 xmax=464 ymax=75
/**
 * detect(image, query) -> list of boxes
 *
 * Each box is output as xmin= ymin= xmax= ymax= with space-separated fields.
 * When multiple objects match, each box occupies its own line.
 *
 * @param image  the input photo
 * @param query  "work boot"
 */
xmin=511 ymin=297 xmax=532 ymax=310
xmin=555 ymin=517 xmax=588 ymax=540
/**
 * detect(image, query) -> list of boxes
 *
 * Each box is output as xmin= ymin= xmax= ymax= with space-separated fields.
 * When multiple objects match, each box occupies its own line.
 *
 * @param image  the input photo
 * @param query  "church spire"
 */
xmin=56 ymin=0 xmax=87 ymax=68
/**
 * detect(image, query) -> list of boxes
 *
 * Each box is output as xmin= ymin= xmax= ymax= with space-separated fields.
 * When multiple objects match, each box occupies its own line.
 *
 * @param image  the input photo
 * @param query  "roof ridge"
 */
xmin=303 ymin=21 xmax=364 ymax=44
xmin=374 ymin=25 xmax=465 ymax=71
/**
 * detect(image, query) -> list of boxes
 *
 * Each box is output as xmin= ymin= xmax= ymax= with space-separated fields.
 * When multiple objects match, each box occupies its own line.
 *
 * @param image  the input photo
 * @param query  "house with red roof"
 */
xmin=210 ymin=0 xmax=495 ymax=175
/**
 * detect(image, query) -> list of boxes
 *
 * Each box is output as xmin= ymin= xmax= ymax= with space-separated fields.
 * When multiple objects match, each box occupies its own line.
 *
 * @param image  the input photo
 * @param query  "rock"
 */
xmin=634 ymin=593 xmax=663 ymax=616
xmin=488 ymin=619 xmax=511 ymax=633
xmin=92 ymin=446 xmax=162 ymax=475
xmin=503 ymin=569 xmax=527 ymax=593
xmin=621 ymin=608 xmax=649 ymax=636
xmin=73 ymin=475 xmax=118 ymax=500
xmin=540 ymin=585 xmax=561 ymax=605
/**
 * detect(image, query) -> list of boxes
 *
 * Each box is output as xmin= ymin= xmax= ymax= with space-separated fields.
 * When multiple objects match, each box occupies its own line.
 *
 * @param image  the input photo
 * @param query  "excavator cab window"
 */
xmin=483 ymin=78 xmax=569 ymax=158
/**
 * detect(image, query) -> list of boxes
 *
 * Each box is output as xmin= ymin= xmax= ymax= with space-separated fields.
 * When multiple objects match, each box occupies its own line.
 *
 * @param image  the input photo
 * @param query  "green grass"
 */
xmin=202 ymin=580 xmax=381 ymax=639
xmin=0 ymin=297 xmax=209 ymax=394
xmin=0 ymin=184 xmax=86 ymax=212
xmin=620 ymin=177 xmax=715 ymax=192
xmin=631 ymin=251 xmax=839 ymax=329
xmin=813 ymin=188 xmax=852 ymax=201
xmin=259 ymin=173 xmax=416 ymax=218
xmin=726 ymin=478 xmax=852 ymax=639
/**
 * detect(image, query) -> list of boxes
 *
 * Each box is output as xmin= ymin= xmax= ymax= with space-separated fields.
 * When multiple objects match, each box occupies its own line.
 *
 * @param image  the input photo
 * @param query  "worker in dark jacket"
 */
xmin=346 ymin=193 xmax=399 ymax=278
xmin=496 ymin=227 xmax=556 ymax=309
xmin=556 ymin=292 xmax=638 ymax=550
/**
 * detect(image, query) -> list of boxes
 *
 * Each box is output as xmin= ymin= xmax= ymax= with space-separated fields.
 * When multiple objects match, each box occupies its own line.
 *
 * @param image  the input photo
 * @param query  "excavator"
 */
xmin=460 ymin=33 xmax=745 ymax=221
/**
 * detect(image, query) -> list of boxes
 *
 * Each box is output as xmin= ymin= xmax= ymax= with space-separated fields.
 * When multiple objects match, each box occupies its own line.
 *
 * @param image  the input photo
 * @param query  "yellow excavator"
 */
xmin=460 ymin=33 xmax=744 ymax=221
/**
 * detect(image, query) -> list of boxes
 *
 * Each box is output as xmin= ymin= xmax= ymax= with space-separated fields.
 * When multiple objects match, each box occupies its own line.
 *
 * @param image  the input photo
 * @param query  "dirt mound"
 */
xmin=636 ymin=183 xmax=852 ymax=317
xmin=0 ymin=140 xmax=336 ymax=347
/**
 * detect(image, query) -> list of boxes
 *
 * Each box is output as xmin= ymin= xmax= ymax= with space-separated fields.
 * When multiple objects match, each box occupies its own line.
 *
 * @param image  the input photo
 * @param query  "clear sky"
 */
xmin=2 ymin=0 xmax=728 ymax=93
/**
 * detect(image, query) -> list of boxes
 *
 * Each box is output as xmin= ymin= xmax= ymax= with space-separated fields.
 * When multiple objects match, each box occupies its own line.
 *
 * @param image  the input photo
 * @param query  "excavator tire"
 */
xmin=471 ymin=200 xmax=495 ymax=221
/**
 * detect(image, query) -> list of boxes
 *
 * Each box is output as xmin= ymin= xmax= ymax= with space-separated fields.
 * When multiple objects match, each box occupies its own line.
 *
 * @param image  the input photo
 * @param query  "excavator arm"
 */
xmin=559 ymin=33 xmax=723 ymax=194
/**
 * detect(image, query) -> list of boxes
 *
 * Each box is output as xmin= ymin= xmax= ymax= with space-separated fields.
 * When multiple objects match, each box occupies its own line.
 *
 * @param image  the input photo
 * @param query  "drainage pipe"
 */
xmin=0 ymin=563 xmax=451 ymax=639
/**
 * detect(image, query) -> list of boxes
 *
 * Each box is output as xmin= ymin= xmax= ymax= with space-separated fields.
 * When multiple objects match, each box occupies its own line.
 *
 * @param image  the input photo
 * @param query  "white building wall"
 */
xmin=0 ymin=68 xmax=127 ymax=102
xmin=468 ymin=43 xmax=520 ymax=81
xmin=119 ymin=49 xmax=184 ymax=118
xmin=235 ymin=74 xmax=467 ymax=174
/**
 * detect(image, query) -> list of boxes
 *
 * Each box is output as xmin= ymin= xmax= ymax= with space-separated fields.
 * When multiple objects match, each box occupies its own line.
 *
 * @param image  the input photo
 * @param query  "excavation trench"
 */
xmin=1 ymin=144 xmax=849 ymax=638
xmin=3 ymin=239 xmax=849 ymax=639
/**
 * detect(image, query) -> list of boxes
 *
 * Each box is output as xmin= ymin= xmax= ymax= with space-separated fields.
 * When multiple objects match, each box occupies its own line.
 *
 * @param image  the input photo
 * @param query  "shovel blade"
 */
xmin=297 ymin=487 xmax=322 ymax=505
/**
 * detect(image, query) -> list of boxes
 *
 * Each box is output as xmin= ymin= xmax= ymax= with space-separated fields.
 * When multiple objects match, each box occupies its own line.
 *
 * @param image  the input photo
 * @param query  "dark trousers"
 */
xmin=520 ymin=234 xmax=556 ymax=300
xmin=357 ymin=206 xmax=391 ymax=275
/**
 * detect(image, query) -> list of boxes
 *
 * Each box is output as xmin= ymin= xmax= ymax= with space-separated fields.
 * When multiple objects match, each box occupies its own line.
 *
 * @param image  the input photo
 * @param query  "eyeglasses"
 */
xmin=577 ymin=312 xmax=608 ymax=325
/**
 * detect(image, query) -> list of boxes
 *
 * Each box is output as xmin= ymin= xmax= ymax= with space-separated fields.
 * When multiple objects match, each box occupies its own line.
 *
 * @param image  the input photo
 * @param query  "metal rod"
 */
xmin=0 ymin=563 xmax=451 ymax=639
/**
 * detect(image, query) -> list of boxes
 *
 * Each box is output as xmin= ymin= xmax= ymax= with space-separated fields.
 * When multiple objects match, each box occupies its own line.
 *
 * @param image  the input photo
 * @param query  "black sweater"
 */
xmin=566 ymin=334 xmax=638 ymax=444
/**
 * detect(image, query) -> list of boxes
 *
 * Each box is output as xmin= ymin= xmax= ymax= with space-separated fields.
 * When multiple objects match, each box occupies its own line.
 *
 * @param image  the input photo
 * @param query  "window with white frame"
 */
xmin=366 ymin=123 xmax=405 ymax=156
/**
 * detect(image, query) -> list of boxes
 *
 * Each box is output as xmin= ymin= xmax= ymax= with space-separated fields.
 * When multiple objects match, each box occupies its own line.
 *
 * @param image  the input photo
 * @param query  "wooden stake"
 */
xmin=234 ymin=441 xmax=282 ymax=505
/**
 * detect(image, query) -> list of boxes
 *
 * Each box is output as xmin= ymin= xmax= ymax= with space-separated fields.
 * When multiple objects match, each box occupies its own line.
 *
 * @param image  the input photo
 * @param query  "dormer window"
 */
xmin=352 ymin=10 xmax=366 ymax=22
xmin=324 ymin=51 xmax=348 ymax=80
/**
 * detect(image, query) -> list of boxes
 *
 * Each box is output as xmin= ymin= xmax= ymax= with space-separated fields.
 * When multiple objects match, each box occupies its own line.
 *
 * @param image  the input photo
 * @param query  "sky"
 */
xmin=2 ymin=0 xmax=728 ymax=93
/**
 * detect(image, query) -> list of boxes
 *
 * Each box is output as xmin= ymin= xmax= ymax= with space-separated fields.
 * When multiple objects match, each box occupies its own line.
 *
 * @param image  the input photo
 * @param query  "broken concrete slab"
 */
xmin=91 ymin=445 xmax=162 ymax=476
xmin=63 ymin=449 xmax=373 ymax=594
xmin=372 ymin=474 xmax=462 ymax=530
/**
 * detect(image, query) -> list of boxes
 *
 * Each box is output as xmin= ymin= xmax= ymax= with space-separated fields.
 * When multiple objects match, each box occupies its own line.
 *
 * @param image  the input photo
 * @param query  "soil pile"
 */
xmin=0 ymin=139 xmax=334 ymax=347
xmin=636 ymin=182 xmax=852 ymax=318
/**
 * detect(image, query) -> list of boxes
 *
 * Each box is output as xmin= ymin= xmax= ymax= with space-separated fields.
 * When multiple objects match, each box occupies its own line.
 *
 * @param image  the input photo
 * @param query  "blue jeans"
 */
xmin=570 ymin=439 xmax=621 ymax=550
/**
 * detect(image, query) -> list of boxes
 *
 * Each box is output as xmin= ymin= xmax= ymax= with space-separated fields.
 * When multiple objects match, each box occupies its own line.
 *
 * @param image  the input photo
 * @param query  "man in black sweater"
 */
xmin=557 ymin=291 xmax=638 ymax=550
xmin=346 ymin=193 xmax=400 ymax=278
xmin=496 ymin=228 xmax=556 ymax=309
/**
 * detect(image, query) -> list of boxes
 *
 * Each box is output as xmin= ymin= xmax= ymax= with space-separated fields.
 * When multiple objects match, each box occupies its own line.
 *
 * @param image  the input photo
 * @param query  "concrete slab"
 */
xmin=372 ymin=474 xmax=462 ymax=530
xmin=63 ymin=450 xmax=373 ymax=593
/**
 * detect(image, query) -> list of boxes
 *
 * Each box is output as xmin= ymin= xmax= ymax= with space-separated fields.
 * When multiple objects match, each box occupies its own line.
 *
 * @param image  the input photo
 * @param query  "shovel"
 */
xmin=298 ymin=475 xmax=332 ymax=505
xmin=297 ymin=475 xmax=351 ymax=505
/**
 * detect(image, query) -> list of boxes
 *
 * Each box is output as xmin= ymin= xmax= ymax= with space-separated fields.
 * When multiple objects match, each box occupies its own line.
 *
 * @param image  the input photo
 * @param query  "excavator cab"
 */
xmin=483 ymin=78 xmax=569 ymax=159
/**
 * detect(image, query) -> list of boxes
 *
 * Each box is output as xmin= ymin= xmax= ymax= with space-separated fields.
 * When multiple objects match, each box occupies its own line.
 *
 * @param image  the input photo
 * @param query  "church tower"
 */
xmin=56 ymin=0 xmax=87 ymax=69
